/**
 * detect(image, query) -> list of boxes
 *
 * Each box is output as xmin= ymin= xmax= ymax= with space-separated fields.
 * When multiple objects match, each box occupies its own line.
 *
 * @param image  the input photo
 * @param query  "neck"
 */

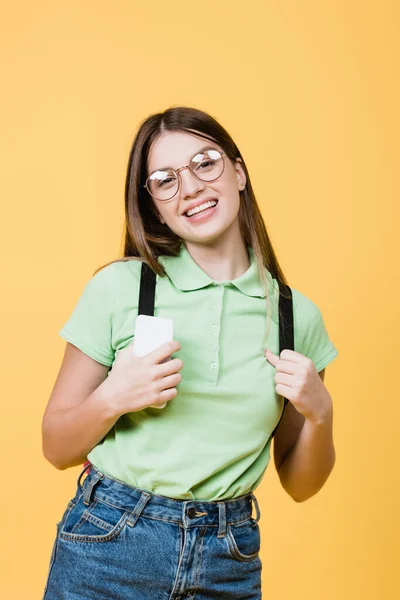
xmin=184 ymin=234 xmax=250 ymax=282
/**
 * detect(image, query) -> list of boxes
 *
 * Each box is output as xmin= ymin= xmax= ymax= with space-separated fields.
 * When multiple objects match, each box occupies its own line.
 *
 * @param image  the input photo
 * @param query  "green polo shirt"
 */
xmin=58 ymin=244 xmax=338 ymax=501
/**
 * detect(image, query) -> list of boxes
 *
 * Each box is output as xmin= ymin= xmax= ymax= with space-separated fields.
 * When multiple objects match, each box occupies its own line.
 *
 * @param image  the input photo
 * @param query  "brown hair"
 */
xmin=94 ymin=106 xmax=290 ymax=342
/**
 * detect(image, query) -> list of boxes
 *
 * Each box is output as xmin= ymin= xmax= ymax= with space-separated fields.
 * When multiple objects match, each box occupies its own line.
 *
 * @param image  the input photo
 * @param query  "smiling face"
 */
xmin=146 ymin=131 xmax=247 ymax=247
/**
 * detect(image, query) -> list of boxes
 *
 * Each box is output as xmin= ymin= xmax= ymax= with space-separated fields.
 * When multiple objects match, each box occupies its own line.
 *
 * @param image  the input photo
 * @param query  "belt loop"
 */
xmin=217 ymin=502 xmax=227 ymax=538
xmin=250 ymin=492 xmax=261 ymax=523
xmin=83 ymin=470 xmax=104 ymax=506
xmin=77 ymin=462 xmax=92 ymax=489
xmin=126 ymin=491 xmax=152 ymax=528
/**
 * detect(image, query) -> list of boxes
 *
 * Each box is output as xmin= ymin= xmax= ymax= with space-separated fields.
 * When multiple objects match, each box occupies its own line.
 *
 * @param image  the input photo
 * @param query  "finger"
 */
xmin=159 ymin=387 xmax=178 ymax=403
xmin=144 ymin=340 xmax=181 ymax=364
xmin=149 ymin=386 xmax=177 ymax=408
xmin=152 ymin=402 xmax=167 ymax=409
xmin=279 ymin=349 xmax=305 ymax=362
xmin=274 ymin=360 xmax=298 ymax=375
xmin=265 ymin=351 xmax=297 ymax=376
xmin=275 ymin=384 xmax=292 ymax=399
xmin=274 ymin=372 xmax=293 ymax=387
xmin=156 ymin=357 xmax=184 ymax=377
xmin=264 ymin=349 xmax=279 ymax=367
xmin=159 ymin=372 xmax=182 ymax=391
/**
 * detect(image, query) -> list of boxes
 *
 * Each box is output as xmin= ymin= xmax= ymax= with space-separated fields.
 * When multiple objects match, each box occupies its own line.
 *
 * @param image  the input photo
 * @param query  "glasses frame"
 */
xmin=144 ymin=149 xmax=226 ymax=201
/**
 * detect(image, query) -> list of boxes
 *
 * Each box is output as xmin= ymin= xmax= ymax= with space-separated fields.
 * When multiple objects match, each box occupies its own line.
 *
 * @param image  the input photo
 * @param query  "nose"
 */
xmin=179 ymin=166 xmax=205 ymax=199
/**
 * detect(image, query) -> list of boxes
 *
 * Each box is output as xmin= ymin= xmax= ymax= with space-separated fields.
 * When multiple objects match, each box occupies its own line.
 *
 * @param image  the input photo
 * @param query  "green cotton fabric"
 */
xmin=58 ymin=244 xmax=338 ymax=501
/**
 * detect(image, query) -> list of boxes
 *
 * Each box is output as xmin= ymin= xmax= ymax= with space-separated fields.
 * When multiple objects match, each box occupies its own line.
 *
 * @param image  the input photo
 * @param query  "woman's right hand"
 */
xmin=101 ymin=340 xmax=183 ymax=416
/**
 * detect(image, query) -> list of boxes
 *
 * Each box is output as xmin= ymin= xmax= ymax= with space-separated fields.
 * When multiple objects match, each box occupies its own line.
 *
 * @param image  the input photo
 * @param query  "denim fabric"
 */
xmin=43 ymin=464 xmax=262 ymax=599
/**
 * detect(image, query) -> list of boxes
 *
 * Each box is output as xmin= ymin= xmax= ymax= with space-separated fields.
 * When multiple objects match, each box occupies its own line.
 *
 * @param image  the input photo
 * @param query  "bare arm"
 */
xmin=42 ymin=343 xmax=118 ymax=470
xmin=42 ymin=340 xmax=183 ymax=470
xmin=273 ymin=368 xmax=336 ymax=502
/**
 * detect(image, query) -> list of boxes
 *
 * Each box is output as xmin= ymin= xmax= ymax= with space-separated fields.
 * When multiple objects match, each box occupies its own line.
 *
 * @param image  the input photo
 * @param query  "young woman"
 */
xmin=42 ymin=106 xmax=338 ymax=599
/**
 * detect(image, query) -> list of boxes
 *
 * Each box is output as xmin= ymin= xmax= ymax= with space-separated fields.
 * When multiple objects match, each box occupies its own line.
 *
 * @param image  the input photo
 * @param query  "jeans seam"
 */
xmin=170 ymin=524 xmax=188 ymax=598
xmin=81 ymin=508 xmax=115 ymax=533
xmin=225 ymin=525 xmax=260 ymax=562
xmin=193 ymin=528 xmax=207 ymax=594
xmin=71 ymin=499 xmax=99 ymax=534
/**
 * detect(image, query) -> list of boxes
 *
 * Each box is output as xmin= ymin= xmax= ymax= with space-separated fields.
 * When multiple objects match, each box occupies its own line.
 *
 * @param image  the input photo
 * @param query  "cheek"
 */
xmin=212 ymin=177 xmax=239 ymax=200
xmin=155 ymin=202 xmax=176 ymax=223
xmin=219 ymin=172 xmax=241 ymax=197
xmin=219 ymin=180 xmax=241 ymax=210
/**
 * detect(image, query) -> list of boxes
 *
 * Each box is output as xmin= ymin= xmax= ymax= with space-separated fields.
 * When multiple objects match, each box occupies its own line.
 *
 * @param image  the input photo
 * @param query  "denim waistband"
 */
xmin=77 ymin=464 xmax=261 ymax=535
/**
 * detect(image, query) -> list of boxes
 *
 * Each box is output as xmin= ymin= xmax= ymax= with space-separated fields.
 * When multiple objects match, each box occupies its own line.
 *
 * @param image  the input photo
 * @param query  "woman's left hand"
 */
xmin=264 ymin=349 xmax=333 ymax=423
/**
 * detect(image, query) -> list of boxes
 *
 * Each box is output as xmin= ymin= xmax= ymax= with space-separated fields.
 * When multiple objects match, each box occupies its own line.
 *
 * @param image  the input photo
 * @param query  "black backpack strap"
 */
xmin=138 ymin=262 xmax=156 ymax=316
xmin=270 ymin=281 xmax=294 ymax=438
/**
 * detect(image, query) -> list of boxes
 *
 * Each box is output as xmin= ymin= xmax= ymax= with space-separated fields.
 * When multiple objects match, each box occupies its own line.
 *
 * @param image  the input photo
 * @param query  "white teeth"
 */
xmin=186 ymin=200 xmax=217 ymax=217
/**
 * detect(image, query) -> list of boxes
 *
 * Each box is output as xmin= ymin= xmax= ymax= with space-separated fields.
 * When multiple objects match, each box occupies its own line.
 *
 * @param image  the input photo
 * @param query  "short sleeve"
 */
xmin=292 ymin=288 xmax=339 ymax=372
xmin=58 ymin=264 xmax=118 ymax=366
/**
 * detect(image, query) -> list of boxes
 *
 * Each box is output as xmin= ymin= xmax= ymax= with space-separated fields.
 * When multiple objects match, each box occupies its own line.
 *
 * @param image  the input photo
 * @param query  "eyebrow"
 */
xmin=149 ymin=145 xmax=220 ymax=174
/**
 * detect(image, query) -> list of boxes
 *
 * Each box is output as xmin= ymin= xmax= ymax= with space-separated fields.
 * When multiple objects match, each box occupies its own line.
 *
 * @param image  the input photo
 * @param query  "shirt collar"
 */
xmin=159 ymin=243 xmax=274 ymax=298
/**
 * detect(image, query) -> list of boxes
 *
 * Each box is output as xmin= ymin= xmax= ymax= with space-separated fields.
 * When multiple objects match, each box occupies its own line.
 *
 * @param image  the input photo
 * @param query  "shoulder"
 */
xmin=268 ymin=281 xmax=322 ymax=331
xmin=91 ymin=258 xmax=144 ymax=288
xmin=73 ymin=259 xmax=144 ymax=311
xmin=290 ymin=287 xmax=322 ymax=327
xmin=289 ymin=287 xmax=338 ymax=370
xmin=93 ymin=257 xmax=144 ymax=277
xmin=289 ymin=287 xmax=327 ymax=351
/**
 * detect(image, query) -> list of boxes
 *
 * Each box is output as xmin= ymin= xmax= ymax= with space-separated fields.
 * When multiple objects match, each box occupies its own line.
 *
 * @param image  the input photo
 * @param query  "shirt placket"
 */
xmin=207 ymin=283 xmax=224 ymax=384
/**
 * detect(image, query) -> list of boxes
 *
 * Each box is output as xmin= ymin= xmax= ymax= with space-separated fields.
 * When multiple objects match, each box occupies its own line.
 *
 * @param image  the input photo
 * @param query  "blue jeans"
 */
xmin=43 ymin=464 xmax=262 ymax=599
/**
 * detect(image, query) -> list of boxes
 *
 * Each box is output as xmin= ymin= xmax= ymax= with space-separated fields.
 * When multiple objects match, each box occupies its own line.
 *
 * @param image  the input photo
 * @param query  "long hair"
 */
xmin=94 ymin=106 xmax=290 ymax=343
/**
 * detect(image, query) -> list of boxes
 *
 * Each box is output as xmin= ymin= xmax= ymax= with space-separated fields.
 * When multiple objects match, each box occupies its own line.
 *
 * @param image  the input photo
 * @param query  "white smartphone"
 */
xmin=133 ymin=315 xmax=174 ymax=409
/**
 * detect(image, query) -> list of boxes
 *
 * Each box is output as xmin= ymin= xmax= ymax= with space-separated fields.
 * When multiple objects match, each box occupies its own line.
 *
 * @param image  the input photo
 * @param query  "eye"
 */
xmin=158 ymin=177 xmax=174 ymax=187
xmin=196 ymin=160 xmax=215 ymax=170
xmin=149 ymin=170 xmax=177 ymax=188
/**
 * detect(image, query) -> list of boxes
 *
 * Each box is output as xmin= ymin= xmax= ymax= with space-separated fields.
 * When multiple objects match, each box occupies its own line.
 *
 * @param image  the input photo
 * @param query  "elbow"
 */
xmin=42 ymin=435 xmax=68 ymax=471
xmin=287 ymin=485 xmax=312 ymax=502
xmin=290 ymin=457 xmax=336 ymax=503
xmin=291 ymin=492 xmax=313 ymax=503
xmin=42 ymin=419 xmax=66 ymax=470
xmin=289 ymin=487 xmax=319 ymax=503
xmin=42 ymin=446 xmax=66 ymax=471
xmin=42 ymin=439 xmax=85 ymax=471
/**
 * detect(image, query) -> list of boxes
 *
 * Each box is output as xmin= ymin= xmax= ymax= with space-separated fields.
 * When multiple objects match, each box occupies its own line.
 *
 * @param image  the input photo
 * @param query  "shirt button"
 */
xmin=212 ymin=325 xmax=219 ymax=331
xmin=211 ymin=363 xmax=217 ymax=369
xmin=215 ymin=304 xmax=221 ymax=310
xmin=212 ymin=345 xmax=218 ymax=351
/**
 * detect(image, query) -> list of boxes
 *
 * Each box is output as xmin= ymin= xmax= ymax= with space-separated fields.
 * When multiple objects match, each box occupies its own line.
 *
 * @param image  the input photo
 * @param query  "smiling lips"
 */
xmin=184 ymin=199 xmax=218 ymax=218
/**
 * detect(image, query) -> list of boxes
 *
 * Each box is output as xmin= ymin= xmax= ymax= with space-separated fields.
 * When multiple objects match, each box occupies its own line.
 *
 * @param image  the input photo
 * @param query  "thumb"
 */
xmin=264 ymin=348 xmax=279 ymax=367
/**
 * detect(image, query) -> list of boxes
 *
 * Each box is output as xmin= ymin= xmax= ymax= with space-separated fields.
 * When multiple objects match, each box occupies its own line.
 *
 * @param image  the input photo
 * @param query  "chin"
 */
xmin=183 ymin=226 xmax=235 ymax=246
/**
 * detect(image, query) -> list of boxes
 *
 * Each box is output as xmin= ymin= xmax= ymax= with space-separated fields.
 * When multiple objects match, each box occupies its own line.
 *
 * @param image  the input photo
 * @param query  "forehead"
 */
xmin=147 ymin=131 xmax=222 ymax=172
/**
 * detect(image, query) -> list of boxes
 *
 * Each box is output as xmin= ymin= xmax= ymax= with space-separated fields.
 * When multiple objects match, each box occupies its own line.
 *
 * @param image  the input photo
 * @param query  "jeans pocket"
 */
xmin=225 ymin=518 xmax=261 ymax=562
xmin=60 ymin=495 xmax=129 ymax=543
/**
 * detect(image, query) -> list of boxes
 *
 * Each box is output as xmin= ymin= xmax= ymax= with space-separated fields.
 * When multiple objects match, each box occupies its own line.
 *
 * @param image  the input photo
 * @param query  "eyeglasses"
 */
xmin=144 ymin=148 xmax=225 ymax=201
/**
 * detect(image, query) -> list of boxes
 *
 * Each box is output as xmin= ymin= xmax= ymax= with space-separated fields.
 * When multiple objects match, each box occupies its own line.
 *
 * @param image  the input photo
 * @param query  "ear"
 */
xmin=235 ymin=158 xmax=246 ymax=191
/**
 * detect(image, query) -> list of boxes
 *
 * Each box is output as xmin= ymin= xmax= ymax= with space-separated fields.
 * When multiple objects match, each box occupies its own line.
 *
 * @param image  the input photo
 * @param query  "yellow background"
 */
xmin=1 ymin=1 xmax=398 ymax=598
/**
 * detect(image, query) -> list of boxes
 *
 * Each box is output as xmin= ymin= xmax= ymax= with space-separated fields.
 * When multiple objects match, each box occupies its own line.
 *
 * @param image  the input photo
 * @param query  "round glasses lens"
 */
xmin=147 ymin=169 xmax=179 ymax=200
xmin=191 ymin=149 xmax=224 ymax=182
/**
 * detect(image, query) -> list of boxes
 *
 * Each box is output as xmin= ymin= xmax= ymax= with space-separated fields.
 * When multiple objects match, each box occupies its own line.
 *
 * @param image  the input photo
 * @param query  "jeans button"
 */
xmin=187 ymin=507 xmax=197 ymax=518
